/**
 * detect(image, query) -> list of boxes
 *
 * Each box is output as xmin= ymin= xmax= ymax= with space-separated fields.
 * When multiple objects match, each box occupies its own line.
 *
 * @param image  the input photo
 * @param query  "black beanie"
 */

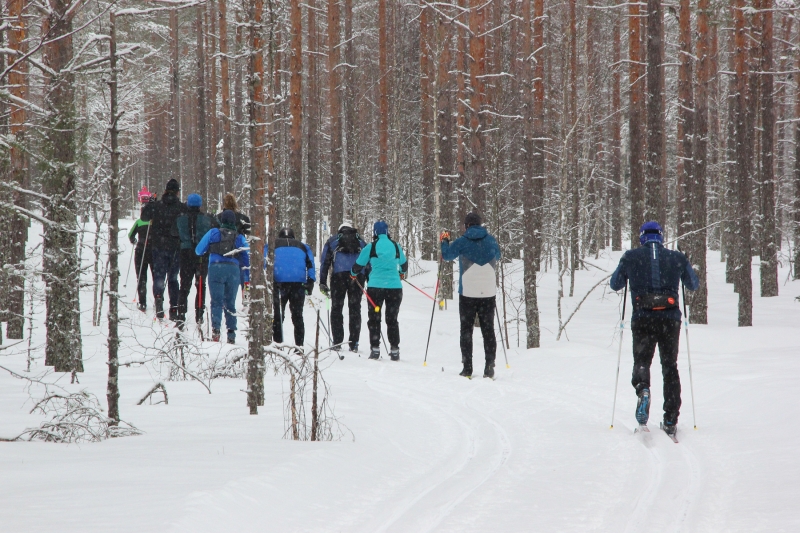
xmin=165 ymin=178 xmax=180 ymax=192
xmin=464 ymin=212 xmax=482 ymax=228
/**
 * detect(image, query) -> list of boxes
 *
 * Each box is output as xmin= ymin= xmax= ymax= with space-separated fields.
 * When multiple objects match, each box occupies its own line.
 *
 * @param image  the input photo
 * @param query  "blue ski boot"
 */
xmin=636 ymin=388 xmax=650 ymax=425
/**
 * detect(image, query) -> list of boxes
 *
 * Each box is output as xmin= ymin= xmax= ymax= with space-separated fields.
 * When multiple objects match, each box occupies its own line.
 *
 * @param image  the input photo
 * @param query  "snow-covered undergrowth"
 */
xmin=1 ymin=221 xmax=799 ymax=532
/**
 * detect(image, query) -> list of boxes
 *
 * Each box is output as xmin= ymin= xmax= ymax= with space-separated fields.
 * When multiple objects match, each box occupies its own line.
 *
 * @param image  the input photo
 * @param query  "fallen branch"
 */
xmin=557 ymin=274 xmax=613 ymax=341
xmin=137 ymin=382 xmax=168 ymax=405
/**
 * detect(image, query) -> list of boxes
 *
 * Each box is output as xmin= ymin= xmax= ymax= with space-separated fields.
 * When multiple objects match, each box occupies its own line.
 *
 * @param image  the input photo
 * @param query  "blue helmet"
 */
xmin=187 ymin=193 xmax=203 ymax=207
xmin=639 ymin=221 xmax=663 ymax=246
xmin=373 ymin=220 xmax=389 ymax=237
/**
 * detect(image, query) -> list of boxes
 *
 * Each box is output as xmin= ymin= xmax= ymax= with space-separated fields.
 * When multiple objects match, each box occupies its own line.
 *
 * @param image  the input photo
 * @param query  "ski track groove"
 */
xmin=625 ymin=422 xmax=702 ymax=533
xmin=364 ymin=374 xmax=511 ymax=533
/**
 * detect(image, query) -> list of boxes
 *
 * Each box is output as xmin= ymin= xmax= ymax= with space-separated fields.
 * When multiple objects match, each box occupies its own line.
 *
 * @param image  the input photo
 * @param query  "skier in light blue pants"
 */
xmin=195 ymin=210 xmax=250 ymax=343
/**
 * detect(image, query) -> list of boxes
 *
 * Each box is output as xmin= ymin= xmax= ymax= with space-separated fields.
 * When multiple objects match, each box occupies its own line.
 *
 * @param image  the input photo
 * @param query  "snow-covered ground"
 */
xmin=2 ymin=222 xmax=799 ymax=532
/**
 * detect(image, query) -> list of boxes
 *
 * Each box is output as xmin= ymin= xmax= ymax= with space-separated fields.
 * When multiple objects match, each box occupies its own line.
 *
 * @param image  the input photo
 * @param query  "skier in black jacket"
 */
xmin=319 ymin=220 xmax=367 ymax=352
xmin=142 ymin=179 xmax=187 ymax=320
xmin=610 ymin=221 xmax=699 ymax=436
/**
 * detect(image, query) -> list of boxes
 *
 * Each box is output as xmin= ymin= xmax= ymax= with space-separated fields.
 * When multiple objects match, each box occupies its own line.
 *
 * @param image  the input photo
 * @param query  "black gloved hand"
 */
xmin=320 ymin=284 xmax=329 ymax=297
xmin=129 ymin=237 xmax=137 ymax=246
xmin=305 ymin=280 xmax=314 ymax=296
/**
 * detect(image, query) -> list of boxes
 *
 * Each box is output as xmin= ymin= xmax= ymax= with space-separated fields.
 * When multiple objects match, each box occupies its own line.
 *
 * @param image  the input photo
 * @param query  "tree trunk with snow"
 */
xmin=42 ymin=0 xmax=83 ymax=372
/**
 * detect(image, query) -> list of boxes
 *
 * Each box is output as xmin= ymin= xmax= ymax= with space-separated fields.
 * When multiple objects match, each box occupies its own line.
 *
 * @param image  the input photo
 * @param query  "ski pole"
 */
xmin=134 ymin=222 xmax=152 ymax=302
xmin=124 ymin=242 xmax=135 ymax=287
xmin=352 ymin=276 xmax=380 ymax=312
xmin=610 ymin=285 xmax=627 ymax=429
xmin=682 ymin=283 xmax=698 ymax=430
xmin=494 ymin=302 xmax=510 ymax=369
xmin=402 ymin=278 xmax=435 ymax=301
xmin=423 ymin=256 xmax=445 ymax=367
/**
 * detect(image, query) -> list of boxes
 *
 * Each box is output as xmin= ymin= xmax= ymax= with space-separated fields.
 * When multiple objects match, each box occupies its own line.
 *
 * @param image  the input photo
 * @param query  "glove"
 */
xmin=243 ymin=282 xmax=250 ymax=292
xmin=399 ymin=272 xmax=406 ymax=281
xmin=439 ymin=231 xmax=450 ymax=243
xmin=350 ymin=272 xmax=357 ymax=280
xmin=320 ymin=284 xmax=329 ymax=297
xmin=305 ymin=281 xmax=314 ymax=296
xmin=129 ymin=237 xmax=137 ymax=246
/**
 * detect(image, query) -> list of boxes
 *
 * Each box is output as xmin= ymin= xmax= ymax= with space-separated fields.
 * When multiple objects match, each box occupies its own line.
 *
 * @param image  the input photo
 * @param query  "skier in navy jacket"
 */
xmin=273 ymin=227 xmax=316 ymax=349
xmin=610 ymin=221 xmax=699 ymax=436
xmin=440 ymin=212 xmax=502 ymax=379
xmin=319 ymin=221 xmax=367 ymax=352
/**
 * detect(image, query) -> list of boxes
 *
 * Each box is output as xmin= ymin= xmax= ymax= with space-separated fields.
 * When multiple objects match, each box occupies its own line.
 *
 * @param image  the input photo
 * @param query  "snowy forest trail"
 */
xmin=2 ymin=242 xmax=800 ymax=532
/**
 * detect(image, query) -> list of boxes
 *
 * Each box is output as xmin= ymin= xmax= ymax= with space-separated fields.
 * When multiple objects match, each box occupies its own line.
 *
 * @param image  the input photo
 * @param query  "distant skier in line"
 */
xmin=351 ymin=220 xmax=408 ymax=361
xmin=216 ymin=192 xmax=252 ymax=236
xmin=319 ymin=220 xmax=368 ymax=353
xmin=176 ymin=194 xmax=214 ymax=329
xmin=272 ymin=227 xmax=316 ymax=350
xmin=128 ymin=187 xmax=156 ymax=311
xmin=610 ymin=221 xmax=699 ymax=436
xmin=440 ymin=212 xmax=502 ymax=379
xmin=195 ymin=210 xmax=250 ymax=343
xmin=141 ymin=179 xmax=187 ymax=320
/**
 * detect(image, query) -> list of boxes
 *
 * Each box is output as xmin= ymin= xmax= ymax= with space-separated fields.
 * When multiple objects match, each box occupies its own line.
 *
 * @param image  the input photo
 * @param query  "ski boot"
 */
xmin=459 ymin=365 xmax=473 ymax=378
xmin=349 ymin=342 xmax=359 ymax=353
xmin=483 ymin=363 xmax=495 ymax=379
xmin=227 ymin=330 xmax=236 ymax=345
xmin=636 ymin=388 xmax=651 ymax=425
xmin=169 ymin=306 xmax=179 ymax=322
xmin=369 ymin=347 xmax=380 ymax=360
xmin=154 ymin=296 xmax=165 ymax=320
xmin=389 ymin=346 xmax=400 ymax=361
xmin=137 ymin=302 xmax=147 ymax=312
xmin=212 ymin=329 xmax=221 ymax=342
xmin=662 ymin=421 xmax=677 ymax=437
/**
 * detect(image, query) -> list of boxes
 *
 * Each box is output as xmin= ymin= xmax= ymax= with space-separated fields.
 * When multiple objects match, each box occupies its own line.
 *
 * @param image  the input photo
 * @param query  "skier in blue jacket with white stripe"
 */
xmin=351 ymin=220 xmax=408 ymax=360
xmin=610 ymin=221 xmax=699 ymax=436
xmin=272 ymin=227 xmax=316 ymax=349
xmin=195 ymin=210 xmax=250 ymax=344
xmin=440 ymin=212 xmax=502 ymax=379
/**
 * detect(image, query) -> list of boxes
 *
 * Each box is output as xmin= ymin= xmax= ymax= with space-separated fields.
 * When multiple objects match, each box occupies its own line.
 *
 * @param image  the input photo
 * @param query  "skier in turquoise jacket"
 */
xmin=351 ymin=220 xmax=408 ymax=360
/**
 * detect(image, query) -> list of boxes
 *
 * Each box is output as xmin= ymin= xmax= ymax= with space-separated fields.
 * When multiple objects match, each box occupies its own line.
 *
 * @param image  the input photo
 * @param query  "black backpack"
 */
xmin=369 ymin=238 xmax=400 ymax=260
xmin=336 ymin=229 xmax=362 ymax=254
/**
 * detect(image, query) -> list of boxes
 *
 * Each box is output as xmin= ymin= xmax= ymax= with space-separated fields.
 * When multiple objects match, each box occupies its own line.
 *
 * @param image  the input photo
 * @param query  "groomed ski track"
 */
xmin=1 ymin=226 xmax=800 ymax=532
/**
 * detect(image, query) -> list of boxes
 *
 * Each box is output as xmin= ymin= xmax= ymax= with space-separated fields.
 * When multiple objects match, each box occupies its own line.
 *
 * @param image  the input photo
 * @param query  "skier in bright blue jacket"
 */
xmin=440 ymin=212 xmax=502 ymax=379
xmin=272 ymin=227 xmax=316 ymax=349
xmin=195 ymin=210 xmax=250 ymax=344
xmin=351 ymin=220 xmax=408 ymax=361
xmin=609 ymin=221 xmax=699 ymax=436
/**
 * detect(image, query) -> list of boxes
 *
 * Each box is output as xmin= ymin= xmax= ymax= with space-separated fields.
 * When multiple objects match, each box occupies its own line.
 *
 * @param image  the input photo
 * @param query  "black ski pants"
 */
xmin=631 ymin=317 xmax=682 ymax=425
xmin=330 ymin=272 xmax=363 ymax=349
xmin=366 ymin=287 xmax=402 ymax=349
xmin=459 ymin=295 xmax=497 ymax=369
xmin=273 ymin=282 xmax=306 ymax=346
xmin=134 ymin=245 xmax=154 ymax=306
xmin=178 ymin=249 xmax=208 ymax=319
xmin=151 ymin=248 xmax=181 ymax=310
